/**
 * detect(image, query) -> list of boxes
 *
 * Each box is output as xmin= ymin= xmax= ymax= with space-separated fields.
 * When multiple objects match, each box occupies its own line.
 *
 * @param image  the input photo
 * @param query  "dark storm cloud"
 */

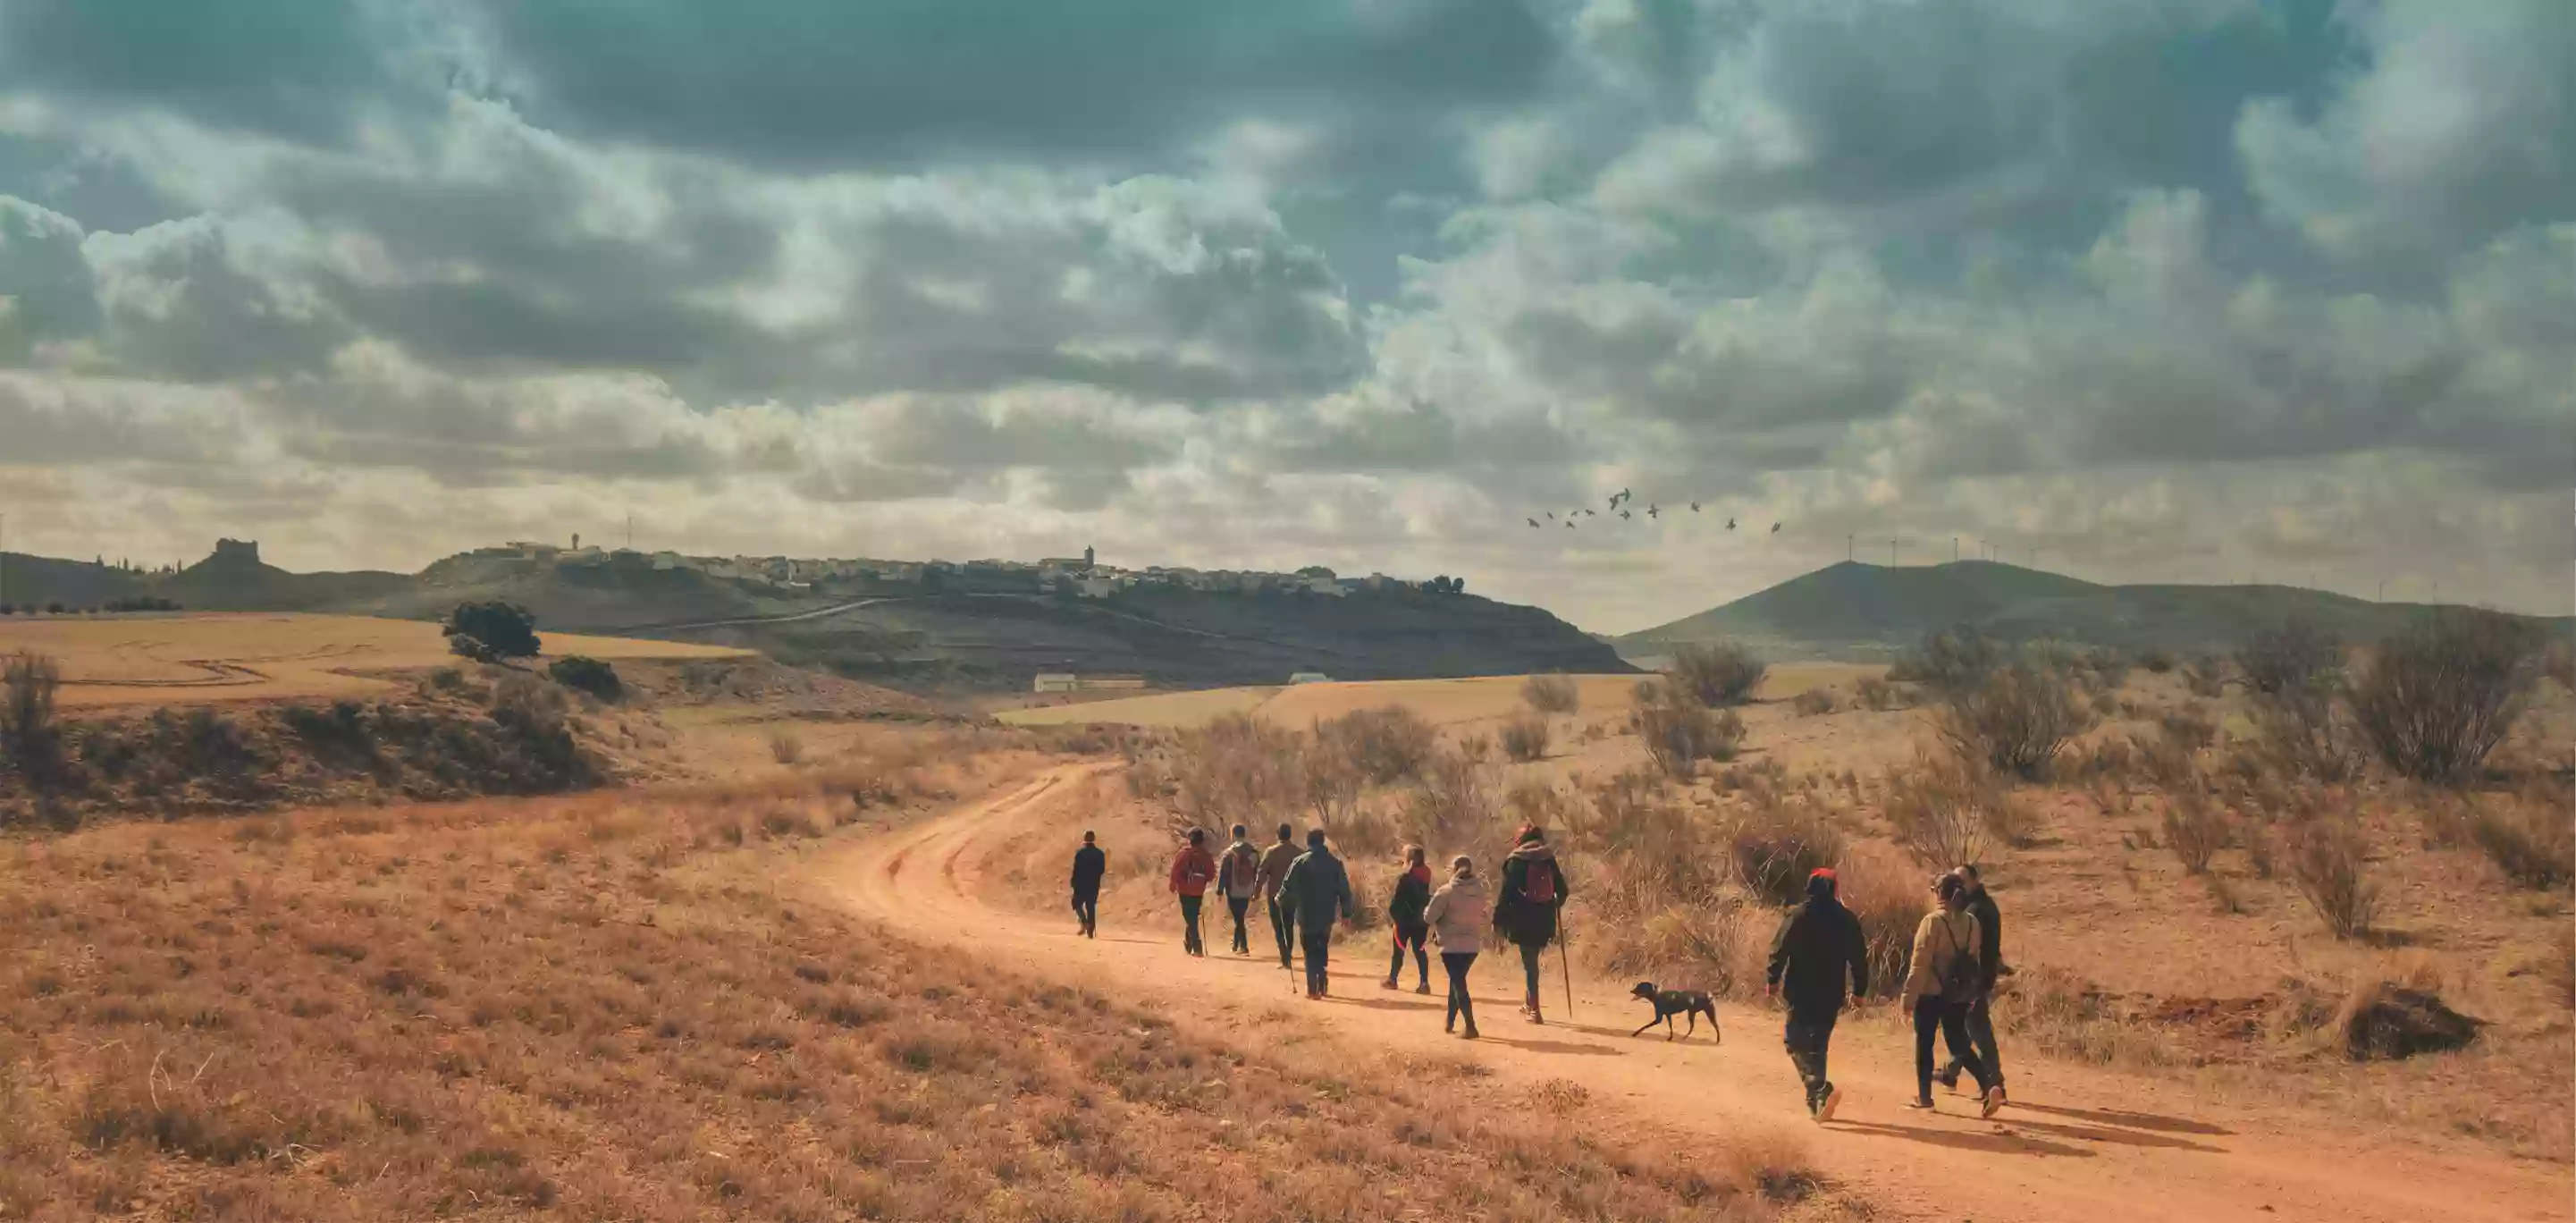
xmin=0 ymin=0 xmax=407 ymax=144
xmin=458 ymin=0 xmax=1561 ymax=172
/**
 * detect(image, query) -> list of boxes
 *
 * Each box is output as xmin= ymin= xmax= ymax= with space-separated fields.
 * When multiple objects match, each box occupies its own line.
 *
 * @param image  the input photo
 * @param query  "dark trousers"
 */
xmin=1301 ymin=924 xmax=1334 ymax=994
xmin=1517 ymin=942 xmax=1544 ymax=1011
xmin=1225 ymin=895 xmax=1253 ymax=953
xmin=1442 ymin=951 xmax=1478 ymax=1031
xmin=1388 ymin=922 xmax=1429 ymax=986
xmin=1071 ymin=890 xmax=1098 ymax=936
xmin=1783 ymin=1006 xmax=1839 ymax=1107
xmin=1179 ymin=896 xmax=1204 ymax=955
xmin=1941 ymin=991 xmax=2004 ymax=1085
xmin=1267 ymin=897 xmax=1294 ymax=967
xmin=1914 ymin=996 xmax=1992 ymax=1101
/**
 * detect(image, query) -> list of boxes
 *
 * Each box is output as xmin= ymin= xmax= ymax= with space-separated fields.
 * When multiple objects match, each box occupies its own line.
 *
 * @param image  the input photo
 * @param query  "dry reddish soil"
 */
xmin=812 ymin=762 xmax=2575 ymax=1223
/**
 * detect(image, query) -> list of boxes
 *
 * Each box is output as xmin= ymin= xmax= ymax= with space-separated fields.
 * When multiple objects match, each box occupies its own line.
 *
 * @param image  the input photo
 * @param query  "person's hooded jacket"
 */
xmin=1494 ymin=838 xmax=1569 ymax=949
xmin=1765 ymin=873 xmax=1869 ymax=1013
xmin=1421 ymin=870 xmax=1491 ymax=954
xmin=1278 ymin=844 xmax=1353 ymax=932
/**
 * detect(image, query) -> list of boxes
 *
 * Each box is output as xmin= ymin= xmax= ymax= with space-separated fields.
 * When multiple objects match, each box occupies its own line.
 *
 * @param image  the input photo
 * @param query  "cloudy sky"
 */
xmin=1 ymin=0 xmax=2568 ymax=631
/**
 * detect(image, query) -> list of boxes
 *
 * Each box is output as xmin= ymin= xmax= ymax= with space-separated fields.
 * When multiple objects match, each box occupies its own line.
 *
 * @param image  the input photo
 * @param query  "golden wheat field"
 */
xmin=0 ymin=614 xmax=747 ymax=709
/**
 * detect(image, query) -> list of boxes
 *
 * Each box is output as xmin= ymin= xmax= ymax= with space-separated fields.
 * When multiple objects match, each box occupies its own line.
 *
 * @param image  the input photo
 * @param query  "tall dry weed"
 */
xmin=2285 ymin=817 xmax=2378 ymax=939
xmin=1934 ymin=662 xmax=2093 ymax=780
xmin=1882 ymin=749 xmax=1998 ymax=869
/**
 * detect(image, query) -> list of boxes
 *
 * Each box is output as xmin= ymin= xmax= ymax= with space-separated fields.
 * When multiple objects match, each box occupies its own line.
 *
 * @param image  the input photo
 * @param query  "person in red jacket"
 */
xmin=1168 ymin=827 xmax=1217 ymax=957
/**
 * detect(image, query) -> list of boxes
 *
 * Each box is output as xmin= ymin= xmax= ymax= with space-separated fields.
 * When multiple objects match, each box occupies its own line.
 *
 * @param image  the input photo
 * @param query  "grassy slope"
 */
xmin=0 ymin=764 xmax=1804 ymax=1222
xmin=1621 ymin=561 xmax=2572 ymax=658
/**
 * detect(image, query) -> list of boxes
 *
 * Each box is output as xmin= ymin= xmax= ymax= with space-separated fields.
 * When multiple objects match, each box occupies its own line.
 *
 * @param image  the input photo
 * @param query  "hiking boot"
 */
xmin=1980 ymin=1085 xmax=2007 ymax=1118
xmin=1461 ymin=1024 xmax=1480 ymax=1040
xmin=1380 ymin=977 xmax=1399 ymax=990
xmin=1815 ymin=1085 xmax=1843 ymax=1124
xmin=1932 ymin=1067 xmax=1959 ymax=1092
xmin=1414 ymin=983 xmax=1431 ymax=995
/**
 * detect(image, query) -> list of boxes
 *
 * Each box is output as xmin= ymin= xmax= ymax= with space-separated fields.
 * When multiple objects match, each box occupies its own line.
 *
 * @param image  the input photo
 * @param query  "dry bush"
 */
xmin=2463 ymin=795 xmax=2575 ymax=890
xmin=2182 ymin=654 xmax=2228 ymax=698
xmin=1504 ymin=778 xmax=1580 ymax=841
xmin=2350 ymin=611 xmax=2542 ymax=786
xmin=1855 ymin=674 xmax=1903 ymax=711
xmin=1789 ymin=687 xmax=1836 ymax=717
xmin=1397 ymin=747 xmax=1503 ymax=863
xmin=1888 ymin=626 xmax=2004 ymax=694
xmin=1521 ymin=672 xmax=1580 ymax=715
xmin=2139 ymin=646 xmax=2176 ymax=674
xmin=1882 ymin=748 xmax=1999 ymax=869
xmin=1982 ymin=789 xmax=2041 ymax=850
xmin=1671 ymin=641 xmax=1767 ymax=707
xmin=1727 ymin=793 xmax=1847 ymax=907
xmin=1580 ymin=773 xmax=1757 ymax=995
xmin=2235 ymin=618 xmax=2343 ymax=698
xmin=1319 ymin=705 xmax=1438 ymax=785
xmin=2159 ymin=703 xmax=2218 ymax=751
xmin=1935 ymin=662 xmax=2094 ymax=780
xmin=1500 ymin=712 xmax=1552 ymax=763
xmin=768 ymin=730 xmax=805 ymax=765
xmin=1 ymin=650 xmax=63 ymax=789
xmin=2284 ymin=817 xmax=2378 ymax=939
xmin=1831 ymin=844 xmax=1924 ymax=1000
xmin=2160 ymin=789 xmax=2228 ymax=875
xmin=1631 ymin=680 xmax=1743 ymax=779
xmin=1170 ymin=713 xmax=1306 ymax=831
xmin=2546 ymin=639 xmax=2576 ymax=691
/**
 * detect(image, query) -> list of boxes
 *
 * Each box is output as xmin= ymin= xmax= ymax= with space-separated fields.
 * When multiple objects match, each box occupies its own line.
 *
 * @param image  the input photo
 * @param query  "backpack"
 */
xmin=1937 ymin=917 xmax=1979 ymax=1005
xmin=1522 ymin=856 xmax=1557 ymax=907
xmin=1226 ymin=845 xmax=1259 ymax=895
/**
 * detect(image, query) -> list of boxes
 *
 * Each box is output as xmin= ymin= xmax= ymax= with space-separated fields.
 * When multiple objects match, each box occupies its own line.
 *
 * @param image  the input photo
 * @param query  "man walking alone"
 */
xmin=1278 ymin=829 xmax=1354 ymax=998
xmin=1167 ymin=828 xmax=1216 ymax=957
xmin=1765 ymin=867 xmax=1869 ymax=1122
xmin=1255 ymin=822 xmax=1300 ymax=969
xmin=1069 ymin=831 xmax=1107 ymax=938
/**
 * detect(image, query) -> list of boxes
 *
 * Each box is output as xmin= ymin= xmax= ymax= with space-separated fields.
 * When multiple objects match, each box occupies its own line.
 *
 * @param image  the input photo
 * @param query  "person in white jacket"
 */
xmin=1421 ymin=856 xmax=1492 ymax=1039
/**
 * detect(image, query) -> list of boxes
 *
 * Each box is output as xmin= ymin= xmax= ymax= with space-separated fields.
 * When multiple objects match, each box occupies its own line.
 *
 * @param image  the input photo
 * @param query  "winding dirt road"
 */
xmin=811 ymin=763 xmax=2573 ymax=1223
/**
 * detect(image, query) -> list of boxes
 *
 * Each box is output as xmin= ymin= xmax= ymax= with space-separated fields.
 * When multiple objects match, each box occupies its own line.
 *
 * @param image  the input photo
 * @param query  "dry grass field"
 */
xmin=0 ymin=614 xmax=746 ymax=709
xmin=0 ymin=733 xmax=1810 ymax=1222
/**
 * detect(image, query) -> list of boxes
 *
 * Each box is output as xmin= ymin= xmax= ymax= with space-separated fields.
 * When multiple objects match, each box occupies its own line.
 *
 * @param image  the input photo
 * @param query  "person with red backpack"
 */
xmin=1382 ymin=844 xmax=1434 ymax=992
xmin=1494 ymin=825 xmax=1569 ymax=1024
xmin=1216 ymin=823 xmax=1264 ymax=956
xmin=1167 ymin=828 xmax=1216 ymax=957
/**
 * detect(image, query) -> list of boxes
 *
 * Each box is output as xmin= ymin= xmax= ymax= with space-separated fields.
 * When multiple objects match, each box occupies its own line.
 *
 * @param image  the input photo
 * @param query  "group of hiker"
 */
xmin=1765 ymin=862 xmax=2008 ymax=1122
xmin=1081 ymin=821 xmax=2010 ymax=1122
xmin=1079 ymin=821 xmax=1570 ymax=1035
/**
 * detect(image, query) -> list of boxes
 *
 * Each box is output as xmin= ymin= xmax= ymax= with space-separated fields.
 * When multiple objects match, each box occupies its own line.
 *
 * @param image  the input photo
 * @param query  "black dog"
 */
xmin=1629 ymin=982 xmax=1721 ymax=1042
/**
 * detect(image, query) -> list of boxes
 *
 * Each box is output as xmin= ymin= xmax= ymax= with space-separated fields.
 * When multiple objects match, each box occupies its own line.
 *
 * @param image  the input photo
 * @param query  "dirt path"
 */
xmin=809 ymin=764 xmax=2573 ymax=1223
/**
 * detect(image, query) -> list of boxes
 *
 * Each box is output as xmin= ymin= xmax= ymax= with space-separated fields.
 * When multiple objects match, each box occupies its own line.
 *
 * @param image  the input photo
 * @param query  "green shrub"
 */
xmin=1671 ymin=642 xmax=1766 ymax=707
xmin=547 ymin=656 xmax=623 ymax=702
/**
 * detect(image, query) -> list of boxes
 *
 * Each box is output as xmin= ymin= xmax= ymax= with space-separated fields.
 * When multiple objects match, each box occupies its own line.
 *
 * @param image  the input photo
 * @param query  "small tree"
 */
xmin=1520 ymin=672 xmax=1579 ymax=716
xmin=2349 ymin=611 xmax=2541 ymax=786
xmin=443 ymin=601 xmax=541 ymax=660
xmin=1671 ymin=641 xmax=1766 ymax=707
xmin=1889 ymin=626 xmax=2004 ymax=695
xmin=2235 ymin=619 xmax=2341 ymax=698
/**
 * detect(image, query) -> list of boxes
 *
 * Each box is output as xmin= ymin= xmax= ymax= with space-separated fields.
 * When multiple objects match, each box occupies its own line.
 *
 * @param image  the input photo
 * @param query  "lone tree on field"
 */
xmin=443 ymin=601 xmax=542 ymax=662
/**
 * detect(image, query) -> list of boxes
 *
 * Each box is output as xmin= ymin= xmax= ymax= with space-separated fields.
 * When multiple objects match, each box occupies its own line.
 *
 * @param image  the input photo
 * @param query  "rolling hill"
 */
xmin=0 ymin=544 xmax=1633 ymax=692
xmin=1619 ymin=561 xmax=2572 ymax=661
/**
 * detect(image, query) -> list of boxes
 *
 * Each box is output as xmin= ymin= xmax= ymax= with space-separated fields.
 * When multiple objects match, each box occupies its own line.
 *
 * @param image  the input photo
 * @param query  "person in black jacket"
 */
xmin=1493 ymin=826 xmax=1570 ymax=1023
xmin=1765 ymin=867 xmax=1870 ymax=1122
xmin=1382 ymin=844 xmax=1434 ymax=993
xmin=1277 ymin=829 xmax=1355 ymax=998
xmin=1069 ymin=831 xmax=1107 ymax=938
xmin=1935 ymin=864 xmax=2005 ymax=1093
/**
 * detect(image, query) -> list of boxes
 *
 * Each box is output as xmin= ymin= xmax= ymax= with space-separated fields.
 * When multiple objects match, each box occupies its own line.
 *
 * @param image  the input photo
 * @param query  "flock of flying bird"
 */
xmin=1528 ymin=488 xmax=1780 ymax=534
